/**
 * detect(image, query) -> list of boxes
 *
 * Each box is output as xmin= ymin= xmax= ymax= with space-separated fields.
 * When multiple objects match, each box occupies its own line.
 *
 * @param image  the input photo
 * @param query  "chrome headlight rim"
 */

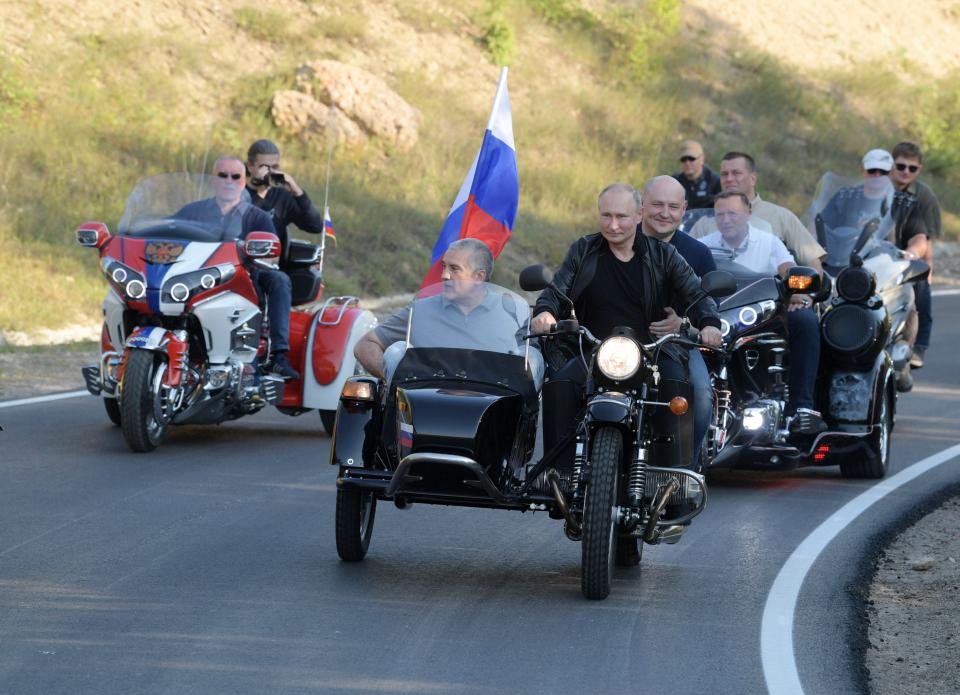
xmin=596 ymin=336 xmax=642 ymax=381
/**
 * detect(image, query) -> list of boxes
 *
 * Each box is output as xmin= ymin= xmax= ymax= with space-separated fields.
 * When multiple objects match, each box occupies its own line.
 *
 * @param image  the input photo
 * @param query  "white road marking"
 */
xmin=0 ymin=390 xmax=91 ymax=409
xmin=932 ymin=288 xmax=960 ymax=297
xmin=761 ymin=442 xmax=960 ymax=694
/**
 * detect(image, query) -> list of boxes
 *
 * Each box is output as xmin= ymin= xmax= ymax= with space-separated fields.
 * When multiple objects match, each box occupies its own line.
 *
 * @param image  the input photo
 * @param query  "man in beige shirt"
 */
xmin=689 ymin=151 xmax=826 ymax=271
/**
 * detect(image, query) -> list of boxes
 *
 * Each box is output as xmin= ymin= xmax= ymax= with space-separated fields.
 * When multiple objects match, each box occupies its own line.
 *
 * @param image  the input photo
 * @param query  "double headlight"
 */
xmin=162 ymin=264 xmax=235 ymax=304
xmin=719 ymin=300 xmax=777 ymax=340
xmin=101 ymin=258 xmax=147 ymax=300
xmin=596 ymin=336 xmax=643 ymax=380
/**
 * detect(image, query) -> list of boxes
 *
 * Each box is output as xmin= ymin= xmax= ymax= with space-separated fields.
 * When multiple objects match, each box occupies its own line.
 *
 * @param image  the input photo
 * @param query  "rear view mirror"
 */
xmin=701 ymin=270 xmax=737 ymax=299
xmin=519 ymin=264 xmax=554 ymax=292
xmin=244 ymin=231 xmax=282 ymax=259
xmin=76 ymin=221 xmax=111 ymax=249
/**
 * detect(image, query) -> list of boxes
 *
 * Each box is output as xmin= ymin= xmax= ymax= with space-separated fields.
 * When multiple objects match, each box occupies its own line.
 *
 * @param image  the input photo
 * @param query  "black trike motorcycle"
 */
xmin=329 ymin=269 xmax=712 ymax=599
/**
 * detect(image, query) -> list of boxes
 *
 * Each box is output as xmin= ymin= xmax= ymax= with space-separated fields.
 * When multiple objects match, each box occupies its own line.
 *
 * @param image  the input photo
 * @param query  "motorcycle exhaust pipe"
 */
xmin=547 ymin=471 xmax=581 ymax=538
xmin=643 ymin=478 xmax=680 ymax=543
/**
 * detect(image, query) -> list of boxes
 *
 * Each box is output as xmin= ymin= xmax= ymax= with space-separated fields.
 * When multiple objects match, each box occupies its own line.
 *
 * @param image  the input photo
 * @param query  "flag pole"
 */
xmin=318 ymin=112 xmax=335 ymax=278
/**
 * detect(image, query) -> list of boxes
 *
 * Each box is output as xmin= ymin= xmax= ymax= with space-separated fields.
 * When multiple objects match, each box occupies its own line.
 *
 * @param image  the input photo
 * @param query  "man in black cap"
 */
xmin=672 ymin=139 xmax=721 ymax=209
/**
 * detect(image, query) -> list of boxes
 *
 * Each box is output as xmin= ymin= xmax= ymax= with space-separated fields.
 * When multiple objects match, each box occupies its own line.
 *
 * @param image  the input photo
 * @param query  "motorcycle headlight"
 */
xmin=720 ymin=300 xmax=777 ymax=340
xmin=101 ymin=258 xmax=146 ymax=300
xmin=161 ymin=263 xmax=235 ymax=304
xmin=596 ymin=336 xmax=642 ymax=380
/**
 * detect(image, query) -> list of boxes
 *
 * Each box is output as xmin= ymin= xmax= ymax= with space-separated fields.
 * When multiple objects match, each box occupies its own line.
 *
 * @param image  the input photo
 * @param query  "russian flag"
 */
xmin=421 ymin=67 xmax=518 ymax=287
xmin=324 ymin=207 xmax=337 ymax=246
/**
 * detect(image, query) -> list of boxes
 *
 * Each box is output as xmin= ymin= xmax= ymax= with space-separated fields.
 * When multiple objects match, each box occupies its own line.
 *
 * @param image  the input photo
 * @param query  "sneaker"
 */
xmin=910 ymin=345 xmax=926 ymax=369
xmin=269 ymin=352 xmax=300 ymax=380
xmin=790 ymin=407 xmax=828 ymax=435
xmin=896 ymin=368 xmax=914 ymax=393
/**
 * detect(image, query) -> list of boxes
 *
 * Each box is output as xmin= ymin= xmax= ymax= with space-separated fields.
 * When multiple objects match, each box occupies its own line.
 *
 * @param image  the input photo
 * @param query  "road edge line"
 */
xmin=760 ymin=442 xmax=960 ymax=694
xmin=0 ymin=390 xmax=91 ymax=410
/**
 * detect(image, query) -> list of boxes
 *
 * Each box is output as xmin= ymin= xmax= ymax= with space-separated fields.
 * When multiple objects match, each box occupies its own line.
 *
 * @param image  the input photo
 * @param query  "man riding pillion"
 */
xmin=699 ymin=190 xmax=827 ymax=434
xmin=531 ymin=183 xmax=722 ymax=472
xmin=244 ymin=139 xmax=328 ymax=381
xmin=637 ymin=175 xmax=717 ymax=468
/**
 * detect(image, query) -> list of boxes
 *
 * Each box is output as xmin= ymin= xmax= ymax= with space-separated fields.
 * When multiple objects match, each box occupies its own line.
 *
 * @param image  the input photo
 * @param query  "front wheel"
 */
xmin=840 ymin=382 xmax=892 ymax=479
xmin=120 ymin=350 xmax=170 ymax=453
xmin=335 ymin=488 xmax=377 ymax=561
xmin=582 ymin=427 xmax=622 ymax=599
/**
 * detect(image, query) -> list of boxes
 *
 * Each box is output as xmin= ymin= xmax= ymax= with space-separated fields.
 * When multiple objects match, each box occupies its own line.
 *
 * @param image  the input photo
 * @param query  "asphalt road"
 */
xmin=1 ymin=294 xmax=958 ymax=695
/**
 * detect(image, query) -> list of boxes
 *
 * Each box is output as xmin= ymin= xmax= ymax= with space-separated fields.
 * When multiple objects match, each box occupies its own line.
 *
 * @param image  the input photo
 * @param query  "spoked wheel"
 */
xmin=319 ymin=409 xmax=337 ymax=435
xmin=335 ymin=488 xmax=377 ymax=561
xmin=582 ymin=426 xmax=622 ymax=599
xmin=103 ymin=397 xmax=121 ymax=427
xmin=841 ymin=382 xmax=892 ymax=479
xmin=120 ymin=349 xmax=174 ymax=453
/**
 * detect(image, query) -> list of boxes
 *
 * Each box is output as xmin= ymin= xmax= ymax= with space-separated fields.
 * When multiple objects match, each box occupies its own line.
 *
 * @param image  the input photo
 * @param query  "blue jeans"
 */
xmin=914 ymin=279 xmax=932 ymax=349
xmin=252 ymin=267 xmax=292 ymax=352
xmin=687 ymin=348 xmax=711 ymax=465
xmin=786 ymin=308 xmax=821 ymax=412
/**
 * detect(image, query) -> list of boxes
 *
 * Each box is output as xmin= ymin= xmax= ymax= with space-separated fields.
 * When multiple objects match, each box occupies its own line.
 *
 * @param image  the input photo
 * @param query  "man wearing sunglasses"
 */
xmin=889 ymin=142 xmax=940 ymax=369
xmin=176 ymin=156 xmax=300 ymax=380
xmin=671 ymin=140 xmax=721 ymax=209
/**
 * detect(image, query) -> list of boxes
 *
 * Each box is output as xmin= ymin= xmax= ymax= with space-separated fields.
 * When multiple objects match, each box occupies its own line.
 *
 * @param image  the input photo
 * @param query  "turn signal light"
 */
xmin=341 ymin=381 xmax=374 ymax=401
xmin=669 ymin=396 xmax=689 ymax=416
xmin=787 ymin=275 xmax=813 ymax=291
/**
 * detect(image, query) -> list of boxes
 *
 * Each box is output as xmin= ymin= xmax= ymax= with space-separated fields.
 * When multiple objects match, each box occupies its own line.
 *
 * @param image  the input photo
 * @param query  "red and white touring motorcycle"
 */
xmin=76 ymin=173 xmax=375 ymax=452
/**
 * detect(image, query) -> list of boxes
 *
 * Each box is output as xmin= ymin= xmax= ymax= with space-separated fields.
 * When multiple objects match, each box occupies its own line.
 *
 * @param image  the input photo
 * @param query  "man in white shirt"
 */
xmin=700 ymin=190 xmax=826 ymax=434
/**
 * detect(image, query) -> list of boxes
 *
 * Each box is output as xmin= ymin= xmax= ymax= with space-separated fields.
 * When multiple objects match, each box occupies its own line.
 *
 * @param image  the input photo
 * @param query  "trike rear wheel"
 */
xmin=335 ymin=488 xmax=377 ymax=561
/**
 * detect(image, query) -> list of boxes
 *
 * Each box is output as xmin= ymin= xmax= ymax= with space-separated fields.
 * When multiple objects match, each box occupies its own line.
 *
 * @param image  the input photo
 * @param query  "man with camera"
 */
xmin=244 ymin=139 xmax=327 ymax=380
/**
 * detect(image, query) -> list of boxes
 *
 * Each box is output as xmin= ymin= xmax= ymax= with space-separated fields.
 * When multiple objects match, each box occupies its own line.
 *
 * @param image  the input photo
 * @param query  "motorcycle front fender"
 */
xmin=122 ymin=327 xmax=189 ymax=387
xmin=330 ymin=377 xmax=380 ymax=468
xmin=586 ymin=392 xmax=632 ymax=425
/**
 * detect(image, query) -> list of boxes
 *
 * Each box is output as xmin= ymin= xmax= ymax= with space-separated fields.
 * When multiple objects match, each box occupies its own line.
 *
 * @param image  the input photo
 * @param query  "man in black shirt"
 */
xmin=672 ymin=140 xmax=721 ymax=210
xmin=244 ymin=139 xmax=327 ymax=380
xmin=532 ymin=183 xmax=722 ymax=471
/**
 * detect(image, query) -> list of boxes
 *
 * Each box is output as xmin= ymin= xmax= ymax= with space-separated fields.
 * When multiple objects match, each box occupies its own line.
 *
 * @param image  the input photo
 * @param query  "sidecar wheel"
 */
xmin=104 ymin=397 xmax=121 ymax=427
xmin=319 ymin=409 xmax=336 ymax=435
xmin=335 ymin=488 xmax=377 ymax=561
xmin=615 ymin=536 xmax=642 ymax=567
xmin=582 ymin=427 xmax=622 ymax=600
xmin=840 ymin=383 xmax=892 ymax=479
xmin=120 ymin=349 xmax=170 ymax=453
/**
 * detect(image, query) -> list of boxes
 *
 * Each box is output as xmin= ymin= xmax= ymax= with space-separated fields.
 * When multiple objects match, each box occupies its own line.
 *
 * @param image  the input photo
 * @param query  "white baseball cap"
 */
xmin=862 ymin=148 xmax=893 ymax=171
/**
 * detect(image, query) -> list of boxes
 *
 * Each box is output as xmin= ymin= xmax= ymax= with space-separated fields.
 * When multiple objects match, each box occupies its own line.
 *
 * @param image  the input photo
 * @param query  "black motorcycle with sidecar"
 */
xmin=329 ymin=268 xmax=712 ymax=599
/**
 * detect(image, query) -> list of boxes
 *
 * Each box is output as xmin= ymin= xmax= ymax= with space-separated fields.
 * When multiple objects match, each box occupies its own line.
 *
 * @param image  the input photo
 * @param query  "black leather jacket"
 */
xmin=534 ymin=232 xmax=720 ymax=363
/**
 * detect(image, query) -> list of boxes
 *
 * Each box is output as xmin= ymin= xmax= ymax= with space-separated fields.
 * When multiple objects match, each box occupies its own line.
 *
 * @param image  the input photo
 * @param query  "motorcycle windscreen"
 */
xmin=118 ymin=172 xmax=254 ymax=242
xmin=816 ymin=176 xmax=896 ymax=270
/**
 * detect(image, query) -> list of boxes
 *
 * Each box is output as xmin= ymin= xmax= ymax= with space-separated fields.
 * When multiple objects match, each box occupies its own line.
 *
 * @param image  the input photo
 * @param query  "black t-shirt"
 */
xmin=672 ymin=166 xmax=722 ymax=209
xmin=247 ymin=186 xmax=324 ymax=248
xmin=576 ymin=251 xmax=658 ymax=342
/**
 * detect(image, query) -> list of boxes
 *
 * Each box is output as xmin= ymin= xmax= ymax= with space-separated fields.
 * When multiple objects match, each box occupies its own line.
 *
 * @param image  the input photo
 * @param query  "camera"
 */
xmin=268 ymin=172 xmax=286 ymax=187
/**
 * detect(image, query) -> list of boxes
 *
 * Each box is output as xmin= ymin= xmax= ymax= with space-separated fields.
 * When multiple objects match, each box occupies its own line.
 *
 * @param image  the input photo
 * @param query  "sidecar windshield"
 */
xmin=117 ymin=173 xmax=254 ymax=242
xmin=805 ymin=172 xmax=895 ymax=270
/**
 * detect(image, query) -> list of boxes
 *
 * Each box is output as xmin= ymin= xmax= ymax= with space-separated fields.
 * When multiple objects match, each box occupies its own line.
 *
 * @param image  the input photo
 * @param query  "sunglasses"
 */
xmin=895 ymin=162 xmax=920 ymax=173
xmin=866 ymin=168 xmax=890 ymax=176
xmin=680 ymin=156 xmax=698 ymax=163
xmin=216 ymin=172 xmax=243 ymax=180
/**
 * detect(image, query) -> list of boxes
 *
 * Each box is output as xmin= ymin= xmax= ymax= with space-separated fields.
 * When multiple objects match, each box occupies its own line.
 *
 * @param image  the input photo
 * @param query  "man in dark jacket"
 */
xmin=242 ymin=139 xmax=327 ymax=380
xmin=532 ymin=183 xmax=722 ymax=470
xmin=672 ymin=140 xmax=721 ymax=209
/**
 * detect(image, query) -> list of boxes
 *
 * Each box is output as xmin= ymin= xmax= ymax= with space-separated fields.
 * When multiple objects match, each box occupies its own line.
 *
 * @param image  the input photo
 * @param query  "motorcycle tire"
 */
xmin=335 ymin=488 xmax=377 ymax=562
xmin=840 ymin=382 xmax=892 ymax=479
xmin=319 ymin=409 xmax=336 ymax=435
xmin=615 ymin=536 xmax=642 ymax=567
xmin=582 ymin=426 xmax=622 ymax=600
xmin=103 ymin=397 xmax=121 ymax=427
xmin=120 ymin=349 xmax=168 ymax=453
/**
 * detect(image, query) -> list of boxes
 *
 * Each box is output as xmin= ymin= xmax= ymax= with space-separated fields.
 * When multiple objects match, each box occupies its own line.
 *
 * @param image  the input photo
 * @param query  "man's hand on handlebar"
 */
xmin=649 ymin=306 xmax=683 ymax=338
xmin=699 ymin=326 xmax=722 ymax=347
xmin=530 ymin=311 xmax=557 ymax=335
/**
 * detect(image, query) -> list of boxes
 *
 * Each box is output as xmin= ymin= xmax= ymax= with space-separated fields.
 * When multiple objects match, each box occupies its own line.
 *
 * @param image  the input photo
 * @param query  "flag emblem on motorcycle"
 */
xmin=398 ymin=422 xmax=414 ymax=450
xmin=145 ymin=241 xmax=185 ymax=264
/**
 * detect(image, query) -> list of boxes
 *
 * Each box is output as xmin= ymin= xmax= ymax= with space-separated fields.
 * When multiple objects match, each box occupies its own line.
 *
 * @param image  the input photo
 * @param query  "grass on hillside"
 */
xmin=2 ymin=0 xmax=960 ymax=338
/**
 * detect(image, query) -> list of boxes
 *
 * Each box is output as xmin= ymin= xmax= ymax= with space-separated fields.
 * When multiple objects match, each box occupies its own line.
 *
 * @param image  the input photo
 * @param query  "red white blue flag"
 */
xmin=421 ymin=67 xmax=518 ymax=287
xmin=323 ymin=206 xmax=337 ymax=246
